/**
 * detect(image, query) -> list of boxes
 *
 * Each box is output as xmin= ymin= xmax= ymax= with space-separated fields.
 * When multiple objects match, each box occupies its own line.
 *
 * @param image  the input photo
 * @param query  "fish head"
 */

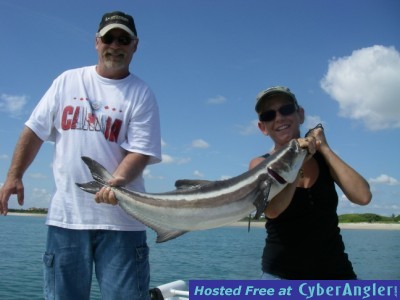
xmin=266 ymin=139 xmax=307 ymax=184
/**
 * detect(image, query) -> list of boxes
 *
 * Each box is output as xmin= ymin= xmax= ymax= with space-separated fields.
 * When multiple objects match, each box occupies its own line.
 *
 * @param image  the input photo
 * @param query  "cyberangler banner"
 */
xmin=190 ymin=280 xmax=399 ymax=300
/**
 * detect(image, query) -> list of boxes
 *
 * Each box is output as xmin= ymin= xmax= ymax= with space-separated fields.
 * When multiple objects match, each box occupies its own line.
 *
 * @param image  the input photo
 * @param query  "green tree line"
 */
xmin=339 ymin=213 xmax=400 ymax=223
xmin=8 ymin=208 xmax=48 ymax=214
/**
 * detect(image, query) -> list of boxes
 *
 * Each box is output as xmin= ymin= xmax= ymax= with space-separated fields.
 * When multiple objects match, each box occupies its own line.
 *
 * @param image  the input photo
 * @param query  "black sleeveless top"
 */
xmin=262 ymin=152 xmax=356 ymax=279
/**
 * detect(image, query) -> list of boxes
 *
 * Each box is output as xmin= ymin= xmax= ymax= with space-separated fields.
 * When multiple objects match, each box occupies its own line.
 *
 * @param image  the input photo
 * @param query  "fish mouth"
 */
xmin=267 ymin=168 xmax=287 ymax=184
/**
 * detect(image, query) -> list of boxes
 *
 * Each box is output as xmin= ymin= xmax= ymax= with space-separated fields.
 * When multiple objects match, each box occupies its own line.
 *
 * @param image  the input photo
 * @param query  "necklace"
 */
xmin=299 ymin=168 xmax=304 ymax=178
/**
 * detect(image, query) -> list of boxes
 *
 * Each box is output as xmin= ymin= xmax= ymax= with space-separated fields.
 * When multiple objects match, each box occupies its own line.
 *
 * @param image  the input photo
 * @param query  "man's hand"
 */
xmin=0 ymin=178 xmax=25 ymax=215
xmin=94 ymin=176 xmax=126 ymax=205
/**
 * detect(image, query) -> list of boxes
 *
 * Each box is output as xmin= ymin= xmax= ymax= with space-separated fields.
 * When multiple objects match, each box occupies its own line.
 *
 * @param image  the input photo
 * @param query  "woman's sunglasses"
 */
xmin=259 ymin=103 xmax=297 ymax=122
xmin=97 ymin=34 xmax=136 ymax=46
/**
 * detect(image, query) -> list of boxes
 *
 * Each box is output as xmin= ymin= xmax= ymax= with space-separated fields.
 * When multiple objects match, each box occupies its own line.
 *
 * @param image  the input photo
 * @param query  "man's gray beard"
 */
xmin=103 ymin=58 xmax=126 ymax=71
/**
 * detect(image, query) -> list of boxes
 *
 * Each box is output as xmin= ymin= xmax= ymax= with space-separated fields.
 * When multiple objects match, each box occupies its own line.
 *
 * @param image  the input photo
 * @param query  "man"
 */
xmin=0 ymin=11 xmax=161 ymax=299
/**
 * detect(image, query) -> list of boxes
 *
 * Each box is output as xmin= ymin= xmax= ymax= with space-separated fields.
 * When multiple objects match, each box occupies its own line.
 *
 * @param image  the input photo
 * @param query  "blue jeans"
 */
xmin=43 ymin=226 xmax=150 ymax=300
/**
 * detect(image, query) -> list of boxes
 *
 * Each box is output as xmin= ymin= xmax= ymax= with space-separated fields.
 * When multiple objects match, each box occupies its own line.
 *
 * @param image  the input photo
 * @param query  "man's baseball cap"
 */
xmin=255 ymin=86 xmax=298 ymax=113
xmin=98 ymin=11 xmax=137 ymax=37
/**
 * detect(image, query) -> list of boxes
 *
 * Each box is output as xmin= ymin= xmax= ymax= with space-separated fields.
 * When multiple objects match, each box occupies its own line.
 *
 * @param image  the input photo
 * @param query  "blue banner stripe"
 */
xmin=189 ymin=280 xmax=399 ymax=300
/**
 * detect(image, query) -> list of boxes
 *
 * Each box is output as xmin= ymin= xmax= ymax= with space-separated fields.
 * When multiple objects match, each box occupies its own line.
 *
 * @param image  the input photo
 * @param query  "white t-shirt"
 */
xmin=26 ymin=66 xmax=161 ymax=231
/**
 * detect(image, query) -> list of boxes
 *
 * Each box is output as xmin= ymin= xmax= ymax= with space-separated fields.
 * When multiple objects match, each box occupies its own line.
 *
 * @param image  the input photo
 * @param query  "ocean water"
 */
xmin=0 ymin=215 xmax=399 ymax=299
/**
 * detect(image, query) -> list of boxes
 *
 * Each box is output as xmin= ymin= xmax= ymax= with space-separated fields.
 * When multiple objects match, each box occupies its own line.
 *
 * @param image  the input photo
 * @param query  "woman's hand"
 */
xmin=304 ymin=124 xmax=328 ymax=154
xmin=297 ymin=136 xmax=318 ymax=161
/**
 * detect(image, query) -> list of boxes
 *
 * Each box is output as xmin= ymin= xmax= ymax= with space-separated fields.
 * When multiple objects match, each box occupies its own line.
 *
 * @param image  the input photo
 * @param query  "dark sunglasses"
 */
xmin=98 ymin=34 xmax=136 ymax=46
xmin=259 ymin=103 xmax=297 ymax=122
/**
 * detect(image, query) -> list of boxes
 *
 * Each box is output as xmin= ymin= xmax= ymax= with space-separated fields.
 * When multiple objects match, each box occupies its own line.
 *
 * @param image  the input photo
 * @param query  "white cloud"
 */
xmin=304 ymin=115 xmax=325 ymax=131
xmin=161 ymin=154 xmax=191 ymax=165
xmin=321 ymin=45 xmax=400 ymax=131
xmin=176 ymin=157 xmax=191 ymax=165
xmin=0 ymin=93 xmax=28 ymax=117
xmin=207 ymin=95 xmax=226 ymax=105
xmin=369 ymin=174 xmax=399 ymax=186
xmin=32 ymin=188 xmax=50 ymax=197
xmin=161 ymin=154 xmax=175 ymax=164
xmin=28 ymin=173 xmax=47 ymax=180
xmin=143 ymin=169 xmax=164 ymax=180
xmin=192 ymin=139 xmax=210 ymax=149
xmin=0 ymin=154 xmax=8 ymax=160
xmin=193 ymin=170 xmax=204 ymax=178
xmin=29 ymin=188 xmax=52 ymax=207
xmin=237 ymin=119 xmax=259 ymax=136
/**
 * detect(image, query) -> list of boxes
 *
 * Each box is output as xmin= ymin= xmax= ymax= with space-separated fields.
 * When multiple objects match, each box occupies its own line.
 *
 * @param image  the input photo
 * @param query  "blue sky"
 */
xmin=0 ymin=0 xmax=399 ymax=216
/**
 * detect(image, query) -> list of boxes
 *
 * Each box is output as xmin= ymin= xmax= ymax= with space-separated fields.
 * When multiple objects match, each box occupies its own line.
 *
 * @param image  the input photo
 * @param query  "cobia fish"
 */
xmin=76 ymin=139 xmax=307 ymax=243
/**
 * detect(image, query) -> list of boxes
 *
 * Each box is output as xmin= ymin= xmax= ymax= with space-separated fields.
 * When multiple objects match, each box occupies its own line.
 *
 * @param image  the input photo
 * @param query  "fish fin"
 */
xmin=174 ymin=179 xmax=212 ymax=190
xmin=253 ymin=193 xmax=266 ymax=220
xmin=81 ymin=156 xmax=114 ymax=185
xmin=253 ymin=177 xmax=272 ymax=219
xmin=76 ymin=181 xmax=103 ymax=194
xmin=305 ymin=123 xmax=324 ymax=137
xmin=155 ymin=229 xmax=188 ymax=243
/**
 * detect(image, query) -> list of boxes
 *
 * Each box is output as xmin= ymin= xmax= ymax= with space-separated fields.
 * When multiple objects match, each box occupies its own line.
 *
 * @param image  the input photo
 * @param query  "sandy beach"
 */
xmin=232 ymin=221 xmax=400 ymax=230
xmin=338 ymin=222 xmax=400 ymax=230
xmin=7 ymin=212 xmax=47 ymax=217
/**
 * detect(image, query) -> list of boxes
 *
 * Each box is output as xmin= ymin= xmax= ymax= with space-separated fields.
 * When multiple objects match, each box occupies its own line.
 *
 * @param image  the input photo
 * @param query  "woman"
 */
xmin=250 ymin=86 xmax=371 ymax=279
